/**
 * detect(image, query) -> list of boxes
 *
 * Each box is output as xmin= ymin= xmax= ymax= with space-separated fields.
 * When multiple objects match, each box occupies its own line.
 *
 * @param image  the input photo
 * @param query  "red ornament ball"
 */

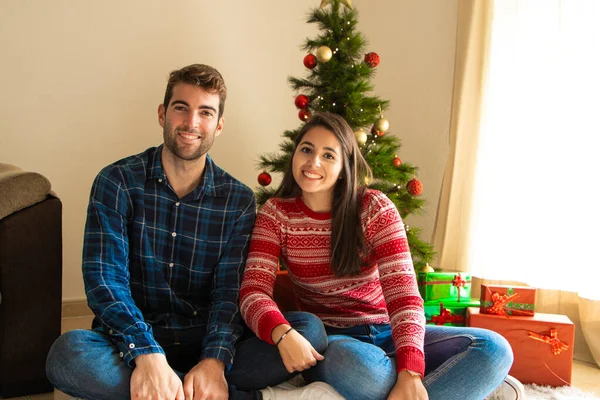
xmin=364 ymin=52 xmax=380 ymax=68
xmin=298 ymin=109 xmax=311 ymax=121
xmin=370 ymin=125 xmax=385 ymax=137
xmin=303 ymin=54 xmax=317 ymax=69
xmin=407 ymin=178 xmax=423 ymax=196
xmin=393 ymin=157 xmax=402 ymax=167
xmin=258 ymin=171 xmax=272 ymax=187
xmin=295 ymin=95 xmax=310 ymax=109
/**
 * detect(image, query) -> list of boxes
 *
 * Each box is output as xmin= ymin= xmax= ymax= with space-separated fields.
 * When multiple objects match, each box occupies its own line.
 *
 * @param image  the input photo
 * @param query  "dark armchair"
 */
xmin=0 ymin=163 xmax=62 ymax=397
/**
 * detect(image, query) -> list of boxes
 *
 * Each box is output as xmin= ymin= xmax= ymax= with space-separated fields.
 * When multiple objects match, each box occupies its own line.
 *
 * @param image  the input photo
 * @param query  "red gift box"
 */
xmin=467 ymin=307 xmax=574 ymax=386
xmin=480 ymin=284 xmax=536 ymax=316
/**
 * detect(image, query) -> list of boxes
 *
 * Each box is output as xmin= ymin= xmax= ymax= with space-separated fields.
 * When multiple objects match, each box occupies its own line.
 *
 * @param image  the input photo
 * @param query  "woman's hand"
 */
xmin=272 ymin=325 xmax=324 ymax=373
xmin=388 ymin=370 xmax=429 ymax=400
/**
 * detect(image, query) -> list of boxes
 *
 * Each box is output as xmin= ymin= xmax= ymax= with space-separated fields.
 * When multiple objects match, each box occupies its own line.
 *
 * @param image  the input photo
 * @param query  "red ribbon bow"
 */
xmin=430 ymin=303 xmax=465 ymax=326
xmin=452 ymin=274 xmax=467 ymax=302
xmin=487 ymin=291 xmax=519 ymax=316
xmin=528 ymin=328 xmax=569 ymax=355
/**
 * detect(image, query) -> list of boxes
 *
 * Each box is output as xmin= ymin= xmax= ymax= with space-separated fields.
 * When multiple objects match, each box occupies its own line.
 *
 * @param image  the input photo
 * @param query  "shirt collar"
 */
xmin=146 ymin=145 xmax=219 ymax=200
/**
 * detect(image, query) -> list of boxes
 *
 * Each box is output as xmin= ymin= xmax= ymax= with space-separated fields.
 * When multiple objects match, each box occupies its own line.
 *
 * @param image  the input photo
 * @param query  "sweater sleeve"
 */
xmin=239 ymin=199 xmax=289 ymax=344
xmin=364 ymin=191 xmax=426 ymax=376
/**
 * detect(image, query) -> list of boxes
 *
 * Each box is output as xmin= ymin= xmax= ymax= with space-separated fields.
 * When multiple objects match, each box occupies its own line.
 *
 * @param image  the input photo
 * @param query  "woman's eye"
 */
xmin=324 ymin=153 xmax=335 ymax=160
xmin=300 ymin=147 xmax=312 ymax=154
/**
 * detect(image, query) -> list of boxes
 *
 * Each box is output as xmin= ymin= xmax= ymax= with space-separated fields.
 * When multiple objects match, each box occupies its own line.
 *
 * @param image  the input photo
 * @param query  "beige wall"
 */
xmin=0 ymin=0 xmax=458 ymax=301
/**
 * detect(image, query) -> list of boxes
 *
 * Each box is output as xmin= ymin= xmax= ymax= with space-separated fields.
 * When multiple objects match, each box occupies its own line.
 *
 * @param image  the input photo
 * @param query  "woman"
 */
xmin=239 ymin=112 xmax=513 ymax=399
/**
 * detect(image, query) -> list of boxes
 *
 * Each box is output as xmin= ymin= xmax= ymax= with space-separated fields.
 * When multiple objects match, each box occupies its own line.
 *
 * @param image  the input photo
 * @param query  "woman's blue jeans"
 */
xmin=47 ymin=311 xmax=512 ymax=400
xmin=304 ymin=323 xmax=513 ymax=400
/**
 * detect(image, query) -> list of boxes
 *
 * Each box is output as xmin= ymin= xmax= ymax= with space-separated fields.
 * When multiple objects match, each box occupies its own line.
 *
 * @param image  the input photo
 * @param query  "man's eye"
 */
xmin=201 ymin=110 xmax=214 ymax=117
xmin=174 ymin=106 xmax=186 ymax=111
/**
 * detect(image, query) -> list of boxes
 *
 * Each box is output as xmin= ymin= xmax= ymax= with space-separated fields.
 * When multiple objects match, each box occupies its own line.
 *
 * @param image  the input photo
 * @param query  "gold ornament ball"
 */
xmin=316 ymin=46 xmax=333 ymax=63
xmin=375 ymin=117 xmax=390 ymax=133
xmin=421 ymin=264 xmax=435 ymax=273
xmin=354 ymin=129 xmax=368 ymax=145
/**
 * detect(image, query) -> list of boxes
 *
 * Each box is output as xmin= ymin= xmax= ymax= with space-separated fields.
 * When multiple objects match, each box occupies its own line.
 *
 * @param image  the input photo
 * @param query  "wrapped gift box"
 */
xmin=480 ymin=284 xmax=536 ymax=316
xmin=417 ymin=271 xmax=472 ymax=302
xmin=467 ymin=307 xmax=574 ymax=386
xmin=424 ymin=299 xmax=480 ymax=326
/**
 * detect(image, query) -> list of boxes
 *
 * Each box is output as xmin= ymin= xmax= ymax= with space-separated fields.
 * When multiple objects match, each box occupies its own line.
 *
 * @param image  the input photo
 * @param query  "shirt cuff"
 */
xmin=395 ymin=347 xmax=426 ymax=377
xmin=201 ymin=346 xmax=235 ymax=371
xmin=113 ymin=331 xmax=165 ymax=368
xmin=257 ymin=310 xmax=289 ymax=345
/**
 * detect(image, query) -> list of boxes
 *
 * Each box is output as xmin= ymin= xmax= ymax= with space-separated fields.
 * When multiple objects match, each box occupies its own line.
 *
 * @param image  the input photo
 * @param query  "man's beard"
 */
xmin=163 ymin=124 xmax=215 ymax=161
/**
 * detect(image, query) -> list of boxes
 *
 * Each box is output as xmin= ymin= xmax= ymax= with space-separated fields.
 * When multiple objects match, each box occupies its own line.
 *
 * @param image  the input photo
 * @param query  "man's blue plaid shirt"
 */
xmin=83 ymin=145 xmax=256 ymax=369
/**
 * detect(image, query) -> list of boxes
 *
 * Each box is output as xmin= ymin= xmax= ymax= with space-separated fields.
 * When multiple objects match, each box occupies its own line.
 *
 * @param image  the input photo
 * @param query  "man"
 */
xmin=46 ymin=64 xmax=257 ymax=400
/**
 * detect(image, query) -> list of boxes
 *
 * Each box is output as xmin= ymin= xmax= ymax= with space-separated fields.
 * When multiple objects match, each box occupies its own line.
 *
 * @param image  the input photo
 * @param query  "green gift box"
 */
xmin=417 ymin=271 xmax=472 ymax=302
xmin=424 ymin=300 xmax=480 ymax=326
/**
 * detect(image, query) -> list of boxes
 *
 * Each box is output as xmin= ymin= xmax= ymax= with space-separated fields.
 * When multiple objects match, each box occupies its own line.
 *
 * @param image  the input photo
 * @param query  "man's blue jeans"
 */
xmin=46 ymin=312 xmax=325 ymax=400
xmin=47 ymin=312 xmax=512 ymax=400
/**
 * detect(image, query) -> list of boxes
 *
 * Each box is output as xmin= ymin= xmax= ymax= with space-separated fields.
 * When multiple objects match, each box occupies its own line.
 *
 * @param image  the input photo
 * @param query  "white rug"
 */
xmin=524 ymin=384 xmax=600 ymax=399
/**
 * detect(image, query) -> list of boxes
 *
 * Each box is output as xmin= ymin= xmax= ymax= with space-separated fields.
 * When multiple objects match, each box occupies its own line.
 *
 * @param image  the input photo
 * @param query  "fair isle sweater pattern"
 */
xmin=240 ymin=190 xmax=426 ymax=374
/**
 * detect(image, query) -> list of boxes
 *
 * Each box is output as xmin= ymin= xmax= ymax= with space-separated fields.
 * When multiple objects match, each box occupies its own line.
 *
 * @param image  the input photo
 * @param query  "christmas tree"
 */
xmin=255 ymin=0 xmax=435 ymax=269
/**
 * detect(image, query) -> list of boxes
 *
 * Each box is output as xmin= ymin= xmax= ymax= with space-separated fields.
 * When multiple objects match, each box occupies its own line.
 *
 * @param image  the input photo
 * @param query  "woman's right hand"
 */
xmin=272 ymin=325 xmax=324 ymax=373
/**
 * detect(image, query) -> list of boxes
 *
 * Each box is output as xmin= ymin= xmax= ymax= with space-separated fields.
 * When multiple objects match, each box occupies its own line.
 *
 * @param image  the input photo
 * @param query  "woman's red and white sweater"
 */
xmin=239 ymin=190 xmax=425 ymax=375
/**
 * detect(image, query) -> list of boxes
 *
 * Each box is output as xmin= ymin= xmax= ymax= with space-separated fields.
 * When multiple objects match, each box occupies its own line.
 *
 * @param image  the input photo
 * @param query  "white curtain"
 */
xmin=466 ymin=0 xmax=600 ymax=366
xmin=469 ymin=0 xmax=600 ymax=299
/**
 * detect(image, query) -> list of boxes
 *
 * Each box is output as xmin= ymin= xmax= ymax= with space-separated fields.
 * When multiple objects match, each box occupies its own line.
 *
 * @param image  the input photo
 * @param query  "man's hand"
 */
xmin=388 ymin=370 xmax=428 ymax=400
xmin=130 ymin=353 xmax=184 ymax=400
xmin=272 ymin=324 xmax=324 ymax=373
xmin=183 ymin=358 xmax=228 ymax=400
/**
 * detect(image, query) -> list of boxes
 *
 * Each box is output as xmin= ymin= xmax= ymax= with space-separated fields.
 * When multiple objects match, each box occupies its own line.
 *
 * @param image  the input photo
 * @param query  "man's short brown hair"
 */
xmin=163 ymin=64 xmax=227 ymax=118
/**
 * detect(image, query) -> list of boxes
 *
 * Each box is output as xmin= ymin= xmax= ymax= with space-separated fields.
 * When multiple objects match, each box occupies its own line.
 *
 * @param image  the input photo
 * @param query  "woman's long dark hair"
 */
xmin=274 ymin=112 xmax=373 ymax=277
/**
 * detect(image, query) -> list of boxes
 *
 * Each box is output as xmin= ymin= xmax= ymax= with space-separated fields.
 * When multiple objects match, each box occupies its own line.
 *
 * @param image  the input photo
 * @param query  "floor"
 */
xmin=3 ymin=315 xmax=600 ymax=399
